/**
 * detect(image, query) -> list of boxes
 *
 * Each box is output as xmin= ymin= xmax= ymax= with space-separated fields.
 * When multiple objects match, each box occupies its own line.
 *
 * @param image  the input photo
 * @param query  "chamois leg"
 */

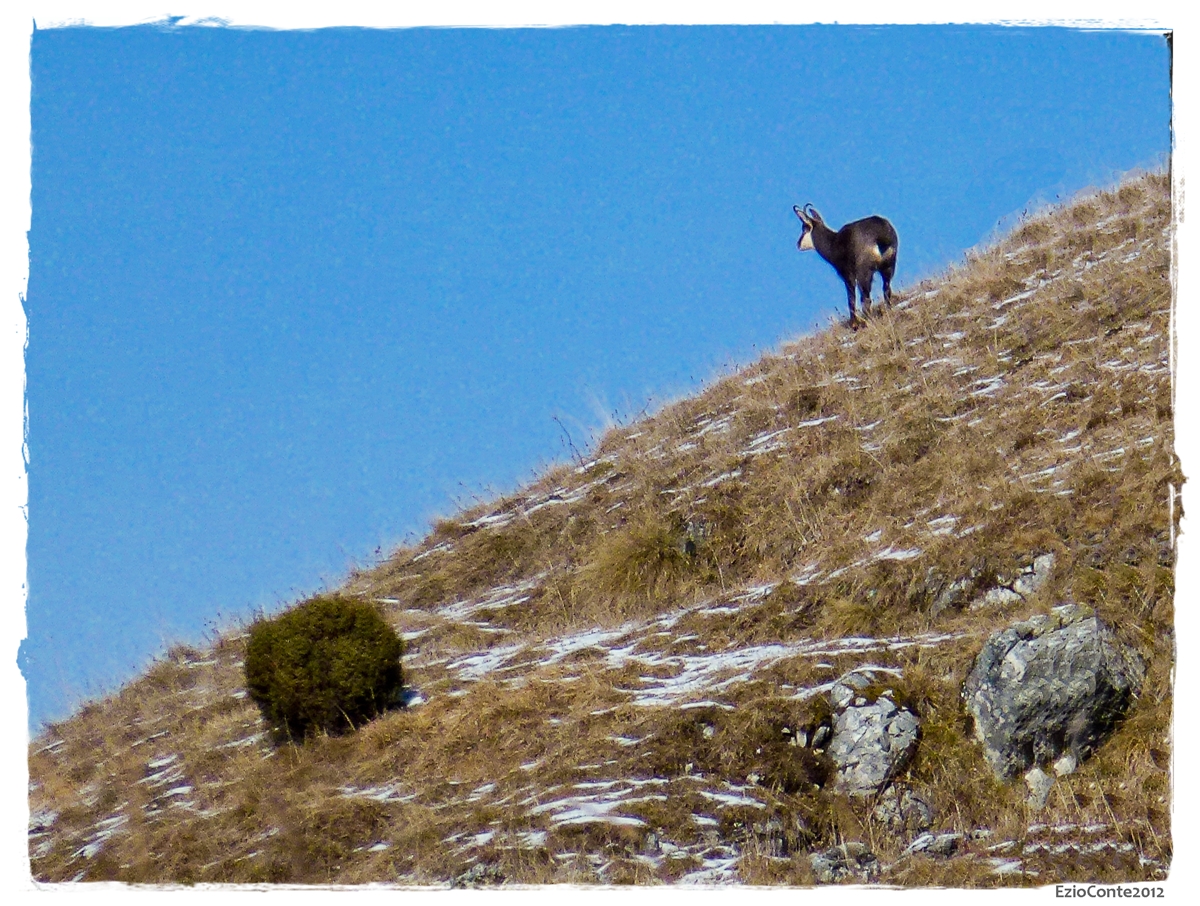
xmin=857 ymin=270 xmax=875 ymax=319
xmin=880 ymin=260 xmax=895 ymax=307
xmin=844 ymin=279 xmax=861 ymax=329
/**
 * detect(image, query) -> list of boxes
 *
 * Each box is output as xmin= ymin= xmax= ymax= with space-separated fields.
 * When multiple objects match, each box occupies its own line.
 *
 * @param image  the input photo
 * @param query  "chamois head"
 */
xmin=793 ymin=204 xmax=824 ymax=250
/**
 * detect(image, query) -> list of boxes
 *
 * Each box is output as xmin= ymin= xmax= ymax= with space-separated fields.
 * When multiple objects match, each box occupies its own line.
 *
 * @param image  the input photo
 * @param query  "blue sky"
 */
xmin=20 ymin=23 xmax=1170 ymax=729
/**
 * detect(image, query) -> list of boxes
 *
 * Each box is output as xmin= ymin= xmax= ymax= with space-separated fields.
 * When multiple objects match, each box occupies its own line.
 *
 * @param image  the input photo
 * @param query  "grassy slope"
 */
xmin=29 ymin=172 xmax=1176 ymax=886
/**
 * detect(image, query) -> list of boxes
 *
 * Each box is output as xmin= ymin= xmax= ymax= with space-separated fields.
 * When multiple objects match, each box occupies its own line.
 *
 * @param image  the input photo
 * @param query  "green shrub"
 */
xmin=244 ymin=595 xmax=404 ymax=740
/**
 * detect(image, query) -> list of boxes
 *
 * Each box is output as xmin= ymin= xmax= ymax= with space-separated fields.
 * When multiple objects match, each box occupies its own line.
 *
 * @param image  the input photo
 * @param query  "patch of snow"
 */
xmin=732 ymin=584 xmax=777 ymax=602
xmin=873 ymin=547 xmax=923 ymax=562
xmin=608 ymin=736 xmax=644 ymax=747
xmin=995 ymin=289 xmax=1037 ymax=310
xmin=694 ymin=416 xmax=734 ymax=439
xmin=987 ymin=858 xmax=1030 ymax=876
xmin=796 ymin=415 xmax=839 ymax=428
xmin=73 ymin=813 xmax=128 ymax=860
xmin=698 ymin=786 xmax=765 ymax=809
xmin=436 ymin=574 xmax=545 ymax=621
xmin=702 ymin=470 xmax=742 ymax=488
xmin=339 ymin=783 xmax=417 ymax=803
xmin=970 ymin=376 xmax=1005 ymax=398
xmin=747 ymin=428 xmax=790 ymax=451
xmin=921 ymin=357 xmax=961 ymax=369
xmin=466 ymin=512 xmax=514 ymax=530
xmin=1022 ymin=465 xmax=1061 ymax=481
xmin=528 ymin=786 xmax=663 ymax=827
xmin=412 ymin=541 xmax=454 ymax=563
xmin=447 ymin=644 xmax=526 ymax=681
xmin=927 ymin=515 xmax=958 ymax=536
xmin=792 ymin=564 xmax=824 ymax=586
xmin=677 ymin=853 xmax=741 ymax=885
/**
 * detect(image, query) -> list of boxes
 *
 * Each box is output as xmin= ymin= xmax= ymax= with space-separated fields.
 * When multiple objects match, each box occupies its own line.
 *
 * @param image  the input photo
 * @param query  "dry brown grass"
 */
xmin=29 ymin=171 xmax=1175 ymax=886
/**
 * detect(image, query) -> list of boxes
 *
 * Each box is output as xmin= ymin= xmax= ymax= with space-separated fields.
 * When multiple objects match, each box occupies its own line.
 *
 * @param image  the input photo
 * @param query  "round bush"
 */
xmin=244 ymin=595 xmax=404 ymax=740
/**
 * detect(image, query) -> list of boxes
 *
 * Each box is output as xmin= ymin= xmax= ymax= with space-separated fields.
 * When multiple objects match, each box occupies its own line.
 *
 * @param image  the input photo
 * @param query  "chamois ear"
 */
xmin=804 ymin=204 xmax=822 ymax=223
xmin=793 ymin=204 xmax=811 ymax=225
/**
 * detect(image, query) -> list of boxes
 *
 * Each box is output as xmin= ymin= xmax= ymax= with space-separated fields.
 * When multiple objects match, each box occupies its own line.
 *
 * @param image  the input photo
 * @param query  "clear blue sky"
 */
xmin=22 ymin=23 xmax=1170 ymax=729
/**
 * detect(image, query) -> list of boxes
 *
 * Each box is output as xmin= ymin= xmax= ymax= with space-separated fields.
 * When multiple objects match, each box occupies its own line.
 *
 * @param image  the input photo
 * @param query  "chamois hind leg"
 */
xmin=880 ymin=260 xmax=896 ymax=307
xmin=857 ymin=270 xmax=875 ymax=320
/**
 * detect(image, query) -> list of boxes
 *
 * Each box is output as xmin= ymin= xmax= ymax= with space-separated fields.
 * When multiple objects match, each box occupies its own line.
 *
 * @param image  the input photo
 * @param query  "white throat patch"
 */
xmin=798 ymin=229 xmax=815 ymax=251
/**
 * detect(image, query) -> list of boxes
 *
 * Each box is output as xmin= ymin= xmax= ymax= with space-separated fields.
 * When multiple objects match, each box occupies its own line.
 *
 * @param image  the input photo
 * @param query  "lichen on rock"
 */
xmin=963 ymin=604 xmax=1143 ymax=779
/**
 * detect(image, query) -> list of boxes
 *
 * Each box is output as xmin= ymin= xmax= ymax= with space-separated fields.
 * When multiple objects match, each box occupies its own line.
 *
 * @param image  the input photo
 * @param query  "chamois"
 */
xmin=794 ymin=204 xmax=898 ymax=328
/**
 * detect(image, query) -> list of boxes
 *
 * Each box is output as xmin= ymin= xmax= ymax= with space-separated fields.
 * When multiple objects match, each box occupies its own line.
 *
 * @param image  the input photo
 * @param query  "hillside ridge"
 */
xmin=29 ymin=171 xmax=1175 ymax=886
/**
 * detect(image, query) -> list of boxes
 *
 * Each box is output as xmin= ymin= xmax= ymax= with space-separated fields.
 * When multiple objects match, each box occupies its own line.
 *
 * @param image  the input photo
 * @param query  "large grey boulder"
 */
xmin=827 ymin=668 xmax=920 ymax=796
xmin=963 ymin=605 xmax=1143 ymax=779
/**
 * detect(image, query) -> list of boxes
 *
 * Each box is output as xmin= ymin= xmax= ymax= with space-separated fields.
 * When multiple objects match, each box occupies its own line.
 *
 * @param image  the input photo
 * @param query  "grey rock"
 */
xmin=931 ymin=575 xmax=976 ymax=616
xmin=830 ymin=667 xmax=899 ymax=711
xmin=1025 ymin=766 xmax=1055 ymax=809
xmin=1014 ymin=553 xmax=1056 ymax=597
xmin=809 ymin=842 xmax=880 ymax=884
xmin=963 ymin=604 xmax=1143 ymax=779
xmin=970 ymin=552 xmax=1056 ymax=611
xmin=827 ymin=668 xmax=920 ymax=796
xmin=904 ymin=832 xmax=935 ymax=855
xmin=972 ymin=586 xmax=1022 ymax=610
xmin=904 ymin=832 xmax=963 ymax=857
xmin=1052 ymin=751 xmax=1078 ymax=776
xmin=873 ymin=786 xmax=933 ymax=836
xmin=928 ymin=833 xmax=963 ymax=856
xmin=451 ymin=862 xmax=505 ymax=888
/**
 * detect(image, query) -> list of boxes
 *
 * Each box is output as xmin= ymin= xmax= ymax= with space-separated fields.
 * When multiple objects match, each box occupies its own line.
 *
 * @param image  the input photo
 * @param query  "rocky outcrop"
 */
xmin=931 ymin=553 xmax=1056 ymax=616
xmin=809 ymin=842 xmax=881 ymax=883
xmin=826 ymin=668 xmax=920 ymax=797
xmin=963 ymin=604 xmax=1144 ymax=780
xmin=872 ymin=785 xmax=933 ymax=836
